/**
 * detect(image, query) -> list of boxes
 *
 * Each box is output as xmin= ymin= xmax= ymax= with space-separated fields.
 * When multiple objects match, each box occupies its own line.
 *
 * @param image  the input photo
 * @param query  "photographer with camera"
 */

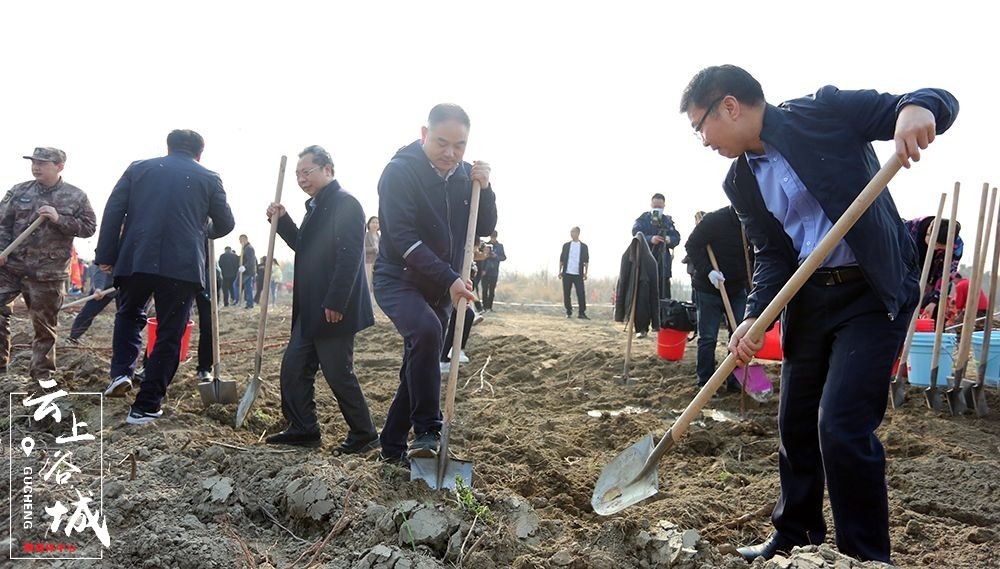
xmin=632 ymin=194 xmax=682 ymax=334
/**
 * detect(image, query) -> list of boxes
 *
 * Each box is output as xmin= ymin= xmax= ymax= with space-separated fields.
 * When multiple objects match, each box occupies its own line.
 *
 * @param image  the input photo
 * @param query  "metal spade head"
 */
xmin=198 ymin=377 xmax=238 ymax=406
xmin=970 ymin=384 xmax=991 ymax=417
xmin=945 ymin=382 xmax=968 ymax=416
xmin=591 ymin=433 xmax=658 ymax=516
xmin=410 ymin=454 xmax=474 ymax=491
xmin=889 ymin=378 xmax=908 ymax=409
xmin=925 ymin=385 xmax=944 ymax=411
xmin=235 ymin=375 xmax=262 ymax=428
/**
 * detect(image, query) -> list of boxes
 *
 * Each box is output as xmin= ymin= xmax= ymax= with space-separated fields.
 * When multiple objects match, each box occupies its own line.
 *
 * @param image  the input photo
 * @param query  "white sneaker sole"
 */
xmin=104 ymin=377 xmax=133 ymax=398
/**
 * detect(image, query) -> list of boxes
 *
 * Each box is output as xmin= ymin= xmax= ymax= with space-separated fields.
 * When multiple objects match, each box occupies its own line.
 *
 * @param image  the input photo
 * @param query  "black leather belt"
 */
xmin=809 ymin=265 xmax=864 ymax=286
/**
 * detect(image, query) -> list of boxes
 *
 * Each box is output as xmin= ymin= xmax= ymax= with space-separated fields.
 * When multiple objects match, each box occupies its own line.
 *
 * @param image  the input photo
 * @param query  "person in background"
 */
xmin=364 ymin=216 xmax=380 ymax=297
xmin=632 ymin=193 xmax=682 ymax=299
xmin=374 ymin=103 xmax=496 ymax=464
xmin=478 ymin=230 xmax=506 ymax=311
xmin=684 ymin=206 xmax=749 ymax=392
xmin=269 ymin=258 xmax=282 ymax=306
xmin=68 ymin=261 xmax=117 ymax=342
xmin=905 ymin=216 xmax=962 ymax=319
xmin=238 ymin=234 xmax=257 ymax=309
xmin=559 ymin=226 xmax=589 ymax=319
xmin=254 ymin=255 xmax=267 ymax=305
xmin=265 ymin=145 xmax=378 ymax=452
xmin=0 ymin=147 xmax=96 ymax=378
xmin=96 ymin=129 xmax=234 ymax=424
xmin=219 ymin=245 xmax=240 ymax=307
xmin=680 ymin=64 xmax=957 ymax=563
xmin=952 ymin=272 xmax=988 ymax=330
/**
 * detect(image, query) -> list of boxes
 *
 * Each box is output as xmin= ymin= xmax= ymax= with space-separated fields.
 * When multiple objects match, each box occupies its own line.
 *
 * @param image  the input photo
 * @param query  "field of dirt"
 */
xmin=2 ymin=299 xmax=1000 ymax=568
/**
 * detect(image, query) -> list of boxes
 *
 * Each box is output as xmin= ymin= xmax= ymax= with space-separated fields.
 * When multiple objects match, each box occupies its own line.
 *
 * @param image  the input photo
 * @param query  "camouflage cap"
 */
xmin=22 ymin=147 xmax=66 ymax=163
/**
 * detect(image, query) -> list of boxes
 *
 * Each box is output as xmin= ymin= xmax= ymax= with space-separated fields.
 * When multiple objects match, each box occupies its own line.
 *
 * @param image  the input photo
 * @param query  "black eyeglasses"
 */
xmin=693 ymin=94 xmax=728 ymax=140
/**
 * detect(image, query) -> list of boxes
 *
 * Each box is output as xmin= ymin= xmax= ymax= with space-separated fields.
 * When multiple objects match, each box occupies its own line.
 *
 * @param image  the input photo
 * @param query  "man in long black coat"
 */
xmin=263 ymin=145 xmax=378 ymax=452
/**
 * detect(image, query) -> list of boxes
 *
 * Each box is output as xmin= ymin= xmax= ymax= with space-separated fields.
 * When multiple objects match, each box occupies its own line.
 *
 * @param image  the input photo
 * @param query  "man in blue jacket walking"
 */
xmin=680 ymin=65 xmax=957 ymax=563
xmin=374 ymin=104 xmax=496 ymax=464
xmin=96 ymin=129 xmax=234 ymax=424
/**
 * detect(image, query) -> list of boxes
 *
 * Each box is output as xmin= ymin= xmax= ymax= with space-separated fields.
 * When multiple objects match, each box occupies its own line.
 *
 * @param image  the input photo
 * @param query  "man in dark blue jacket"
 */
xmin=477 ymin=230 xmax=506 ymax=311
xmin=374 ymin=104 xmax=496 ymax=464
xmin=263 ymin=145 xmax=378 ymax=452
xmin=680 ymin=65 xmax=958 ymax=563
xmin=96 ymin=129 xmax=234 ymax=424
xmin=68 ymin=262 xmax=116 ymax=342
xmin=632 ymin=193 xmax=682 ymax=302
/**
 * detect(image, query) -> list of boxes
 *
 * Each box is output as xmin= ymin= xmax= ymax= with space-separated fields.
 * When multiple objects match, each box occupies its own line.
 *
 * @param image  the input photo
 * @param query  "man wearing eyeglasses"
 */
xmin=263 ymin=145 xmax=378 ymax=452
xmin=374 ymin=103 xmax=496 ymax=465
xmin=680 ymin=65 xmax=958 ymax=563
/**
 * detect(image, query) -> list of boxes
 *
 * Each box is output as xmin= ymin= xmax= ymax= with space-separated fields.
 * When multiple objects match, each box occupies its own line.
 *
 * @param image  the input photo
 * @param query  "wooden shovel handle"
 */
xmin=651 ymin=157 xmax=903 ymax=462
xmin=706 ymin=245 xmax=738 ymax=331
xmin=442 ymin=180 xmax=482 ymax=422
xmin=0 ymin=217 xmax=45 ymax=259
xmin=61 ymin=287 xmax=115 ymax=310
xmin=208 ymin=239 xmax=223 ymax=378
xmin=254 ymin=155 xmax=287 ymax=376
xmin=929 ymin=183 xmax=960 ymax=383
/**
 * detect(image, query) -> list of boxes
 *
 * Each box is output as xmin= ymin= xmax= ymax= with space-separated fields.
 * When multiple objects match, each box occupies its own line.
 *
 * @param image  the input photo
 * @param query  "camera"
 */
xmin=650 ymin=209 xmax=663 ymax=225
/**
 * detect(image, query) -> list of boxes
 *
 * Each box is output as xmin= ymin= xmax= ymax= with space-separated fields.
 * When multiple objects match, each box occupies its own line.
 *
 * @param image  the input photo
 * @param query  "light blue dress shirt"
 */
xmin=747 ymin=144 xmax=857 ymax=267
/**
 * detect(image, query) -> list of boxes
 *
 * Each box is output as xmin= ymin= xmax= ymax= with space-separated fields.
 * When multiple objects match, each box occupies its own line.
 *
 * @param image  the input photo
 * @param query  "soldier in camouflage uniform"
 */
xmin=0 ymin=147 xmax=97 ymax=379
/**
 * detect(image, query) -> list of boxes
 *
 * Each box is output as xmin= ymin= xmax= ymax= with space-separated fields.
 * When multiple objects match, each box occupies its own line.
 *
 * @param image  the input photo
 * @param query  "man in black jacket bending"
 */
xmin=685 ymin=206 xmax=750 ymax=391
xmin=264 ymin=146 xmax=378 ymax=452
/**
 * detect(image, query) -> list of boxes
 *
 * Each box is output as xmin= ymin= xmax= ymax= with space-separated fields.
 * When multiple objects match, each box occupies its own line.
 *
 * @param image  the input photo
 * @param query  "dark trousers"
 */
xmin=481 ymin=275 xmax=498 ymax=310
xmin=193 ymin=290 xmax=213 ymax=373
xmin=694 ymin=287 xmax=746 ymax=385
xmin=69 ymin=291 xmax=116 ymax=340
xmin=442 ymin=306 xmax=474 ymax=361
xmin=562 ymin=273 xmax=586 ymax=316
xmin=279 ymin=320 xmax=376 ymax=442
xmin=773 ymin=278 xmax=912 ymax=562
xmin=375 ymin=277 xmax=449 ymax=456
xmin=221 ymin=275 xmax=236 ymax=306
xmin=112 ymin=273 xmax=197 ymax=413
xmin=471 ymin=273 xmax=483 ymax=311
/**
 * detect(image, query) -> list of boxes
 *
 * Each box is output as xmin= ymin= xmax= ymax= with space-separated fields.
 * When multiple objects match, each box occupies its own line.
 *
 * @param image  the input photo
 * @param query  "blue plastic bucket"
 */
xmin=906 ymin=332 xmax=956 ymax=387
xmin=970 ymin=331 xmax=1000 ymax=387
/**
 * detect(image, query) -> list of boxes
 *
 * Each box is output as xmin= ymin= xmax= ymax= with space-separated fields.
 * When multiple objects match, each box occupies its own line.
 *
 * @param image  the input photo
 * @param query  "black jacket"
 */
xmin=219 ymin=251 xmax=240 ymax=280
xmin=684 ymin=206 xmax=752 ymax=297
xmin=559 ymin=241 xmax=589 ymax=274
xmin=375 ymin=141 xmax=498 ymax=304
xmin=615 ymin=233 xmax=660 ymax=331
xmin=95 ymin=152 xmax=234 ymax=287
xmin=276 ymin=180 xmax=374 ymax=338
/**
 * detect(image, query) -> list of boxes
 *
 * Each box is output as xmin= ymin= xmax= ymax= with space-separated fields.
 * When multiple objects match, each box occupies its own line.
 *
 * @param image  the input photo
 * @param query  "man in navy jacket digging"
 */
xmin=680 ymin=65 xmax=958 ymax=563
xmin=374 ymin=103 xmax=497 ymax=464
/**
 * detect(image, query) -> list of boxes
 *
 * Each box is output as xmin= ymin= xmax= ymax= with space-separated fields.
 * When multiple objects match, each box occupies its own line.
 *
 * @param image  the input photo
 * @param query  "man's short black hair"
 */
xmin=651 ymin=193 xmax=665 ymax=202
xmin=428 ymin=103 xmax=470 ymax=129
xmin=679 ymin=64 xmax=765 ymax=113
xmin=299 ymin=145 xmax=334 ymax=169
xmin=166 ymin=129 xmax=205 ymax=157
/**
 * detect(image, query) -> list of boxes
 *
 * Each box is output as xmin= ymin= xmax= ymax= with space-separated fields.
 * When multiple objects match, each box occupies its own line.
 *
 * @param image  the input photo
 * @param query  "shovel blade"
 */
xmin=889 ymin=379 xmax=908 ymax=409
xmin=945 ymin=384 xmax=968 ymax=416
xmin=198 ymin=378 xmax=239 ymax=407
xmin=410 ymin=455 xmax=474 ymax=491
xmin=591 ymin=434 xmax=658 ymax=516
xmin=924 ymin=386 xmax=944 ymax=411
xmin=970 ymin=384 xmax=991 ymax=417
xmin=235 ymin=376 xmax=262 ymax=428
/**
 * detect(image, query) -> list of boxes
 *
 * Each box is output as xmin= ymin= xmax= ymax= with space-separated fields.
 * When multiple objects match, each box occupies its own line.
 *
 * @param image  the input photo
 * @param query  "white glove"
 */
xmin=708 ymin=270 xmax=725 ymax=289
xmin=238 ymin=266 xmax=246 ymax=273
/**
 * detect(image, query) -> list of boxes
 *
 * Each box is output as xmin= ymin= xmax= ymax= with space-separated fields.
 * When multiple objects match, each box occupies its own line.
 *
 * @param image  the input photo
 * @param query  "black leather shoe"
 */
xmin=736 ymin=533 xmax=796 ymax=562
xmin=378 ymin=450 xmax=410 ymax=468
xmin=334 ymin=433 xmax=379 ymax=455
xmin=265 ymin=430 xmax=321 ymax=448
xmin=578 ymin=313 xmax=590 ymax=320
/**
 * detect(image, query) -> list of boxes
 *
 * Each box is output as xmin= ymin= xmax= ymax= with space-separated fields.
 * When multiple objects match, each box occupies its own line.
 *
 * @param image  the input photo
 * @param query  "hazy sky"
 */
xmin=3 ymin=1 xmax=995 ymax=279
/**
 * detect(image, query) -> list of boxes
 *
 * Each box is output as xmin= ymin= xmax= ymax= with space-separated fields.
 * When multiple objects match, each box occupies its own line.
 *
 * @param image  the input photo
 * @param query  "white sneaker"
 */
xmin=104 ymin=375 xmax=134 ymax=398
xmin=125 ymin=406 xmax=163 ymax=425
xmin=472 ymin=312 xmax=485 ymax=326
xmin=196 ymin=370 xmax=211 ymax=382
xmin=439 ymin=361 xmax=451 ymax=374
xmin=458 ymin=350 xmax=470 ymax=364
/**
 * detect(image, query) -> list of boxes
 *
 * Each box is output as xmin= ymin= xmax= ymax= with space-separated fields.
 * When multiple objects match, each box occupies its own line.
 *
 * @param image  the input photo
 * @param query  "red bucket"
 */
xmin=914 ymin=318 xmax=934 ymax=332
xmin=756 ymin=321 xmax=783 ymax=361
xmin=145 ymin=318 xmax=195 ymax=361
xmin=657 ymin=327 xmax=689 ymax=361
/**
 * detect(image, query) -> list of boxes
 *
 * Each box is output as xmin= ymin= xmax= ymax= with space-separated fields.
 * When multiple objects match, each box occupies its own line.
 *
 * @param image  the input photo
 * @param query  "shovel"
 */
xmin=926 ymin=183 xmax=961 ymax=411
xmin=592 ymin=157 xmax=903 ymax=516
xmin=707 ymin=243 xmax=761 ymax=405
xmin=890 ymin=195 xmax=946 ymax=408
xmin=61 ymin=287 xmax=116 ymax=310
xmin=970 ymin=187 xmax=1000 ymax=416
xmin=946 ymin=183 xmax=994 ymax=415
xmin=198 ymin=239 xmax=238 ymax=405
xmin=411 ymin=181 xmax=481 ymax=491
xmin=236 ymin=155 xmax=287 ymax=428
